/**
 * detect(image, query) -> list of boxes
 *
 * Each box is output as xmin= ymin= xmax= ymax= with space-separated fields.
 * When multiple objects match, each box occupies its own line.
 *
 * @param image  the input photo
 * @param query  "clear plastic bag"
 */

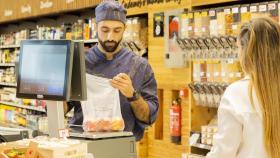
xmin=81 ymin=74 xmax=124 ymax=132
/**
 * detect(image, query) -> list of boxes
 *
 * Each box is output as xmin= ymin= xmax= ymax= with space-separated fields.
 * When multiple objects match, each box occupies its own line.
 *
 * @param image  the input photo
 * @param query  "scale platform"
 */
xmin=69 ymin=127 xmax=137 ymax=158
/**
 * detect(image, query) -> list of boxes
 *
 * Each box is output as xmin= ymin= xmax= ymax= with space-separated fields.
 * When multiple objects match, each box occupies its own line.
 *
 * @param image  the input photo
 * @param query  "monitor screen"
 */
xmin=16 ymin=40 xmax=73 ymax=100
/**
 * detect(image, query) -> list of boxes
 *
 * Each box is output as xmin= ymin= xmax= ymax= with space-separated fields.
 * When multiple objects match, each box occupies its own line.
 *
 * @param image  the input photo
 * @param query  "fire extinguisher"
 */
xmin=170 ymin=98 xmax=181 ymax=144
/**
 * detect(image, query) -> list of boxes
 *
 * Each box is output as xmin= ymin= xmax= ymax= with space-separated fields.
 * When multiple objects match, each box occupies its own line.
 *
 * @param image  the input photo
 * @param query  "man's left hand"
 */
xmin=110 ymin=73 xmax=134 ymax=98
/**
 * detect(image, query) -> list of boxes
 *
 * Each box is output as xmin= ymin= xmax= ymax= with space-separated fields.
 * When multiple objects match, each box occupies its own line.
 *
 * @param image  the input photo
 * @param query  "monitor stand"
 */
xmin=46 ymin=101 xmax=65 ymax=137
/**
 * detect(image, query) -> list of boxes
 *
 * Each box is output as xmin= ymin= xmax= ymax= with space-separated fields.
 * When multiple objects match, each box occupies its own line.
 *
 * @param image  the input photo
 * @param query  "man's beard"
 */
xmin=98 ymin=38 xmax=122 ymax=53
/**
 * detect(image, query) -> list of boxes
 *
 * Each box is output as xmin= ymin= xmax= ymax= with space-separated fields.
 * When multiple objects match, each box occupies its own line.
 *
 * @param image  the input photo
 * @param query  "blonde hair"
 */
xmin=239 ymin=17 xmax=280 ymax=158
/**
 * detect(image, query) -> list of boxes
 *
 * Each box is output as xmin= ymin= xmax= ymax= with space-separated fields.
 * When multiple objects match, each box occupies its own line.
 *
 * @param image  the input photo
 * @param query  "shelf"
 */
xmin=74 ymin=39 xmax=98 ymax=43
xmin=0 ymin=82 xmax=17 ymax=87
xmin=190 ymin=132 xmax=212 ymax=151
xmin=83 ymin=39 xmax=98 ymax=43
xmin=191 ymin=143 xmax=212 ymax=151
xmin=188 ymin=154 xmax=205 ymax=158
xmin=0 ymin=45 xmax=20 ymax=49
xmin=0 ymin=39 xmax=97 ymax=49
xmin=0 ymin=63 xmax=15 ymax=67
xmin=0 ymin=101 xmax=46 ymax=112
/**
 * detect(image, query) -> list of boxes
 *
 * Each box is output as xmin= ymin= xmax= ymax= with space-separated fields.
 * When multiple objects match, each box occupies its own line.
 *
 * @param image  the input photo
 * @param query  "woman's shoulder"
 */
xmin=222 ymin=77 xmax=257 ymax=113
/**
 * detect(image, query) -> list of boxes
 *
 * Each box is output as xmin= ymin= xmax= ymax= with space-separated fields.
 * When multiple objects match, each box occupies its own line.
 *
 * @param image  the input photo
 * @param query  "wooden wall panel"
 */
xmin=18 ymin=0 xmax=34 ymax=19
xmin=0 ymin=0 xmax=17 ymax=23
xmin=191 ymin=0 xmax=238 ymax=7
xmin=0 ymin=0 xmax=102 ymax=23
xmin=132 ymin=1 xmax=192 ymax=158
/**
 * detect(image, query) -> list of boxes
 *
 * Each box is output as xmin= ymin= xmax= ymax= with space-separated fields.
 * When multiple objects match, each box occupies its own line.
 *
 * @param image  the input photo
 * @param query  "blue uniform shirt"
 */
xmin=68 ymin=45 xmax=159 ymax=141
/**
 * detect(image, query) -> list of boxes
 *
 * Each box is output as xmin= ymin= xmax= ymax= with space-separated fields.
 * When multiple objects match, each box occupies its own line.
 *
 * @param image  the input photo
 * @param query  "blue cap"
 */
xmin=95 ymin=1 xmax=127 ymax=24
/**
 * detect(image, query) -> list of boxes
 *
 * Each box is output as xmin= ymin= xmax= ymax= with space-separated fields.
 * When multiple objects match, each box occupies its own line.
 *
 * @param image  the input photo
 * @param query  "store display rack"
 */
xmin=0 ymin=82 xmax=17 ymax=87
xmin=0 ymin=101 xmax=46 ymax=112
xmin=0 ymin=63 xmax=15 ymax=67
xmin=0 ymin=45 xmax=20 ymax=49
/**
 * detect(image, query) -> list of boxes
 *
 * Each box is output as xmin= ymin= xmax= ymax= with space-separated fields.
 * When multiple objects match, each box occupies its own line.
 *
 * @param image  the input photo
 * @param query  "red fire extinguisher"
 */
xmin=170 ymin=98 xmax=181 ymax=144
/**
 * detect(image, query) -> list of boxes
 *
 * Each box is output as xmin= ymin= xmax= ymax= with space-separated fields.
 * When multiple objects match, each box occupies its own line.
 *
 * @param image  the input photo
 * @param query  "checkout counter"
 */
xmin=0 ymin=40 xmax=137 ymax=158
xmin=0 ymin=125 xmax=137 ymax=158
xmin=70 ymin=127 xmax=136 ymax=158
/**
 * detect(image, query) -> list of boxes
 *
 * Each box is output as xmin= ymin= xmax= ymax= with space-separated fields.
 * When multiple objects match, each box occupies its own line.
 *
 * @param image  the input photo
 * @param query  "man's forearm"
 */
xmin=130 ymin=97 xmax=150 ymax=123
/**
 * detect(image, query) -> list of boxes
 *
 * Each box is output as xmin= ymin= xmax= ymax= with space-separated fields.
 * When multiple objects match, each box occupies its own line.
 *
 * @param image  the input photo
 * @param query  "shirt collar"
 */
xmin=93 ymin=45 xmax=126 ymax=61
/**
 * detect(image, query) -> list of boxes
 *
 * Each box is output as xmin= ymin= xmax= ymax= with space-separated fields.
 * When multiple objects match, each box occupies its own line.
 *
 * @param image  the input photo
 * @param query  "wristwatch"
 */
xmin=127 ymin=90 xmax=141 ymax=102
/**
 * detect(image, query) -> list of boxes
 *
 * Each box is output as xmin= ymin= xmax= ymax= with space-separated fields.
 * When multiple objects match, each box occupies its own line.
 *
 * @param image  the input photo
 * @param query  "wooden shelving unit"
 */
xmin=0 ymin=101 xmax=46 ymax=112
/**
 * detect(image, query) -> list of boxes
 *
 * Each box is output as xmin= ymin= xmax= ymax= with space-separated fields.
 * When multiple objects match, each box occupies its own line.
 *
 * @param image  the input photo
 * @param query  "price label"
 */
xmin=224 ymin=8 xmax=231 ymax=14
xmin=232 ymin=7 xmax=239 ymax=14
xmin=209 ymin=10 xmax=216 ymax=17
xmin=250 ymin=6 xmax=257 ymax=12
xmin=241 ymin=7 xmax=248 ymax=13
xmin=232 ymin=24 xmax=238 ymax=30
xmin=268 ymin=3 xmax=276 ymax=10
xmin=188 ymin=26 xmax=193 ymax=31
xmin=59 ymin=129 xmax=70 ymax=138
xmin=259 ymin=5 xmax=267 ymax=12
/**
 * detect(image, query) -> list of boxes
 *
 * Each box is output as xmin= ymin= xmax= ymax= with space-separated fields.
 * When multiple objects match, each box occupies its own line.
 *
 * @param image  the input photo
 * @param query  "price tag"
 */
xmin=232 ymin=24 xmax=238 ymax=30
xmin=224 ymin=8 xmax=231 ymax=14
xmin=259 ymin=5 xmax=267 ymax=12
xmin=188 ymin=26 xmax=193 ymax=31
xmin=250 ymin=6 xmax=257 ymax=13
xmin=194 ymin=28 xmax=199 ymax=33
xmin=232 ymin=7 xmax=239 ymax=14
xmin=221 ymin=72 xmax=226 ymax=77
xmin=59 ymin=129 xmax=70 ymax=138
xmin=268 ymin=3 xmax=276 ymax=11
xmin=209 ymin=10 xmax=216 ymax=17
xmin=206 ymin=73 xmax=211 ymax=78
xmin=241 ymin=7 xmax=248 ymax=13
xmin=229 ymin=73 xmax=234 ymax=78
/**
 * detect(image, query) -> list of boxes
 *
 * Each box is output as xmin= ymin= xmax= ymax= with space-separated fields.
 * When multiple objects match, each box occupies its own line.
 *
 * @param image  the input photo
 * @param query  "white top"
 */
xmin=206 ymin=77 xmax=268 ymax=158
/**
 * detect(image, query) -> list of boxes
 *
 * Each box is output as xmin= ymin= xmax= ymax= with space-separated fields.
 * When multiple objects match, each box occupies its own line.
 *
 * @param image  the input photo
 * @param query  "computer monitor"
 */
xmin=16 ymin=40 xmax=87 ymax=101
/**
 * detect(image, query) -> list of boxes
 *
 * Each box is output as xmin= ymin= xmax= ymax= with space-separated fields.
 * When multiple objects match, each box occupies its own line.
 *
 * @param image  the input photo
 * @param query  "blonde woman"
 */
xmin=206 ymin=17 xmax=280 ymax=158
